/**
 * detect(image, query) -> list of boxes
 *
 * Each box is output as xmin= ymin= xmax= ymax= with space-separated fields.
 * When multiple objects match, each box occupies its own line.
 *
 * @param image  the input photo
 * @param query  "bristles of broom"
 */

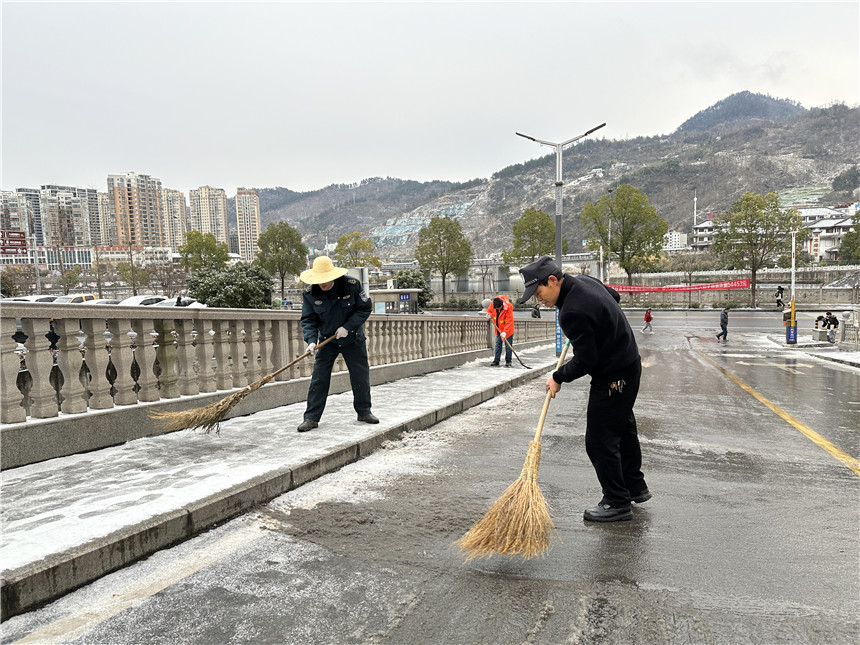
xmin=149 ymin=373 xmax=275 ymax=434
xmin=455 ymin=440 xmax=555 ymax=560
xmin=150 ymin=334 xmax=336 ymax=434
xmin=456 ymin=340 xmax=571 ymax=560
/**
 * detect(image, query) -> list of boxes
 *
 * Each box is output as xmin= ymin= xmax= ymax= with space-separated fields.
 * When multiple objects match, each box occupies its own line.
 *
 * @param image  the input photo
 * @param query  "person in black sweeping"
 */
xmin=297 ymin=256 xmax=378 ymax=432
xmin=519 ymin=256 xmax=650 ymax=522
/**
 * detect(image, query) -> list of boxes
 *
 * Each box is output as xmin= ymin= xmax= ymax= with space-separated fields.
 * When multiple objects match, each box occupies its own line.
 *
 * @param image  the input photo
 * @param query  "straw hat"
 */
xmin=300 ymin=256 xmax=348 ymax=284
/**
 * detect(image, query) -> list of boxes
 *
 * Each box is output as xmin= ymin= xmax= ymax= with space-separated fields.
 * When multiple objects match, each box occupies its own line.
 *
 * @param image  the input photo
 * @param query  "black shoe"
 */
xmin=357 ymin=412 xmax=379 ymax=424
xmin=584 ymin=501 xmax=632 ymax=522
xmin=630 ymin=489 xmax=652 ymax=504
xmin=505 ymin=362 xmax=513 ymax=368
xmin=297 ymin=419 xmax=318 ymax=433
xmin=489 ymin=361 xmax=500 ymax=367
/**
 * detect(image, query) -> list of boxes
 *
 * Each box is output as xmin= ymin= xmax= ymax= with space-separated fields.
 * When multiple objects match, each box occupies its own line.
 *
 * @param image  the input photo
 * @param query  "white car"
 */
xmin=2 ymin=295 xmax=58 ymax=303
xmin=117 ymin=294 xmax=168 ymax=306
xmin=151 ymin=297 xmax=206 ymax=308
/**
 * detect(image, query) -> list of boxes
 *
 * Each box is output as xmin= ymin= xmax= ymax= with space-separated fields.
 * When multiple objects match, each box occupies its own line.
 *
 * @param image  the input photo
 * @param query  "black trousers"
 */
xmin=585 ymin=358 xmax=647 ymax=506
xmin=303 ymin=338 xmax=371 ymax=421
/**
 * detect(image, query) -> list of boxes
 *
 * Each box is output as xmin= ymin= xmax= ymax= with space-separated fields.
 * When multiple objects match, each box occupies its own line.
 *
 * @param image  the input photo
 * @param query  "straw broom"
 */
xmin=150 ymin=334 xmax=336 ymax=434
xmin=456 ymin=340 xmax=570 ymax=560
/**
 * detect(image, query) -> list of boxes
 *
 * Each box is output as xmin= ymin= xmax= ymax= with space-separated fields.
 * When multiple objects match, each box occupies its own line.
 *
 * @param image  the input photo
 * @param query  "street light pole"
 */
xmin=516 ymin=122 xmax=606 ymax=355
xmin=516 ymin=122 xmax=606 ymax=270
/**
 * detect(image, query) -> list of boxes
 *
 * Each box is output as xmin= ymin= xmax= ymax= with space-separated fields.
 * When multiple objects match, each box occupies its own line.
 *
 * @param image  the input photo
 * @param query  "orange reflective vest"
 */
xmin=486 ymin=295 xmax=515 ymax=337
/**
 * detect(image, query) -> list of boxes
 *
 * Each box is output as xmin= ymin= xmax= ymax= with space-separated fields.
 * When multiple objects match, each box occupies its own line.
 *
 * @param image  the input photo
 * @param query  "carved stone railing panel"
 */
xmin=80 ymin=319 xmax=114 ymax=410
xmin=1 ymin=304 xmax=554 ymax=426
xmin=1 ymin=317 xmax=26 ymax=423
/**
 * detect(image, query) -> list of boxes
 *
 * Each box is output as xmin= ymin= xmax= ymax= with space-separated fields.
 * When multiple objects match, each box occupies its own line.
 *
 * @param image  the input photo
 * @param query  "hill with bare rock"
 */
xmin=255 ymin=93 xmax=859 ymax=260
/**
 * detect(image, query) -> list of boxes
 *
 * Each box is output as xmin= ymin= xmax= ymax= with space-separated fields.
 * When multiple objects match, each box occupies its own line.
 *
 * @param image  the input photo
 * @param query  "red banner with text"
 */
xmin=605 ymin=279 xmax=750 ymax=293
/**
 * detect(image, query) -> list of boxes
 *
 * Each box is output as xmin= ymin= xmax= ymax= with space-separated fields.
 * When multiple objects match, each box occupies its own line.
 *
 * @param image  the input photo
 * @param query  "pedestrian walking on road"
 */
xmin=641 ymin=308 xmax=653 ymax=334
xmin=716 ymin=307 xmax=730 ymax=342
xmin=486 ymin=295 xmax=515 ymax=367
xmin=297 ymin=256 xmax=378 ymax=433
xmin=519 ymin=256 xmax=650 ymax=523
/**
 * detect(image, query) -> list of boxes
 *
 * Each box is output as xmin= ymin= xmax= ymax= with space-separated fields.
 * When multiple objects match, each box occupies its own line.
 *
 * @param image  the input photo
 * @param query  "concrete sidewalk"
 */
xmin=1 ymin=345 xmax=560 ymax=619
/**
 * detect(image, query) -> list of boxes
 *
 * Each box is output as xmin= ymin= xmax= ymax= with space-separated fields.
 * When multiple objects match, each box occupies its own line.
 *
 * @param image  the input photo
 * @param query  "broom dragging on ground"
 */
xmin=150 ymin=334 xmax=337 ymax=434
xmin=455 ymin=339 xmax=571 ymax=560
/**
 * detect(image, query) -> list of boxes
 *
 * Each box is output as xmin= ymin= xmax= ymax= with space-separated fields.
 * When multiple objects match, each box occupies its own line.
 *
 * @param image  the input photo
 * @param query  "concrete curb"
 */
xmin=0 ymin=356 xmax=555 ymax=620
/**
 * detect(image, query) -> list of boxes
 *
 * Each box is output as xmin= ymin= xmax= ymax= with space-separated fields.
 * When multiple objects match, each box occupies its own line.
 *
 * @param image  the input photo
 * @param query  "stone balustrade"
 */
xmin=1 ymin=303 xmax=556 ymax=426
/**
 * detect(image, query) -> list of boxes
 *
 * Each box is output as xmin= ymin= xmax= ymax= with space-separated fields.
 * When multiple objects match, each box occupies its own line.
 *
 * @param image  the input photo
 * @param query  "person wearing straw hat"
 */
xmin=297 ymin=256 xmax=377 ymax=432
xmin=519 ymin=256 xmax=650 ymax=522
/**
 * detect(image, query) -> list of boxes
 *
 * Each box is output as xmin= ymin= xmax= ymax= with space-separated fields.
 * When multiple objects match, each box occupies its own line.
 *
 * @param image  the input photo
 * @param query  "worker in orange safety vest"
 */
xmin=486 ymin=295 xmax=516 ymax=367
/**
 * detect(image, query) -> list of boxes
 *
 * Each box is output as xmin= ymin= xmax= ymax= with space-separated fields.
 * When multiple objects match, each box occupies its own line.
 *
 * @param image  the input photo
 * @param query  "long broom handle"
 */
xmin=489 ymin=315 xmax=531 ymax=369
xmin=532 ymin=340 xmax=571 ymax=444
xmin=264 ymin=334 xmax=337 ymax=381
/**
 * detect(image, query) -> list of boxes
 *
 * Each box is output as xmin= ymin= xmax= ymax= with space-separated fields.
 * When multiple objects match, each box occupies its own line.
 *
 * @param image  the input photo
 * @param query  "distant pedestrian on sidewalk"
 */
xmin=775 ymin=286 xmax=785 ymax=308
xmin=641 ymin=308 xmax=653 ymax=334
xmin=716 ymin=307 xmax=730 ymax=342
xmin=486 ymin=295 xmax=515 ymax=366
xmin=297 ymin=256 xmax=378 ymax=433
xmin=519 ymin=256 xmax=650 ymax=523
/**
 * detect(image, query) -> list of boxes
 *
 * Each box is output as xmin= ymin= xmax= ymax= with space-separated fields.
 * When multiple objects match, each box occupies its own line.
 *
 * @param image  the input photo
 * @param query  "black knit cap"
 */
xmin=492 ymin=297 xmax=503 ymax=309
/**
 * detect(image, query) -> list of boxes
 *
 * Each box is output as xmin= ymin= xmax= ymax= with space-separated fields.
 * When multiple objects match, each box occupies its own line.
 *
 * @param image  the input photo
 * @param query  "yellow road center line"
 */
xmin=698 ymin=351 xmax=860 ymax=477
xmin=12 ymin=524 xmax=260 ymax=644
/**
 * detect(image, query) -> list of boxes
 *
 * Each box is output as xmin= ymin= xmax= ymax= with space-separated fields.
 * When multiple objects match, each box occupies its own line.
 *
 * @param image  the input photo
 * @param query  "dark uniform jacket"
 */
xmin=301 ymin=276 xmax=372 ymax=345
xmin=552 ymin=274 xmax=640 ymax=385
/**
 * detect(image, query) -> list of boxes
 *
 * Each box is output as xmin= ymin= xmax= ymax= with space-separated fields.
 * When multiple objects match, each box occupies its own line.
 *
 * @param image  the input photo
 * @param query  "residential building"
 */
xmin=803 ymin=216 xmax=855 ymax=262
xmin=691 ymin=217 xmax=717 ymax=251
xmin=161 ymin=189 xmax=188 ymax=251
xmin=39 ymin=188 xmax=92 ymax=248
xmin=189 ymin=185 xmax=229 ymax=245
xmin=41 ymin=185 xmax=99 ymax=246
xmin=97 ymin=192 xmax=115 ymax=246
xmin=107 ymin=172 xmax=164 ymax=248
xmin=235 ymin=187 xmax=261 ymax=262
xmin=15 ymin=188 xmax=44 ymax=246
xmin=662 ymin=230 xmax=688 ymax=251
xmin=1 ymin=191 xmax=31 ymax=234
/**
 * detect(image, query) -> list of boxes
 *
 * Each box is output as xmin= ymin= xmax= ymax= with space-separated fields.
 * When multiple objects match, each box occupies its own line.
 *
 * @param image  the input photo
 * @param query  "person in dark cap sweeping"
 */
xmin=297 ymin=256 xmax=378 ymax=432
xmin=485 ymin=295 xmax=515 ymax=366
xmin=519 ymin=256 xmax=650 ymax=522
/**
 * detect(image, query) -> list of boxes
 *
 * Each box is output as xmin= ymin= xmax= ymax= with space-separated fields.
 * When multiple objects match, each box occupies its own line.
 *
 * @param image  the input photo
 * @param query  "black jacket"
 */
xmin=301 ymin=276 xmax=372 ymax=344
xmin=553 ymin=274 xmax=640 ymax=384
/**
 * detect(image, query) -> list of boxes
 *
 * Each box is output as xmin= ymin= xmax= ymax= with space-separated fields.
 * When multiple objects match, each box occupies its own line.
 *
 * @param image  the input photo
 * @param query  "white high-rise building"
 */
xmin=189 ymin=186 xmax=229 ymax=245
xmin=161 ymin=189 xmax=188 ymax=251
xmin=106 ymin=172 xmax=164 ymax=247
xmin=235 ymin=187 xmax=261 ymax=263
xmin=41 ymin=185 xmax=99 ymax=247
xmin=39 ymin=188 xmax=92 ymax=248
xmin=97 ymin=192 xmax=115 ymax=245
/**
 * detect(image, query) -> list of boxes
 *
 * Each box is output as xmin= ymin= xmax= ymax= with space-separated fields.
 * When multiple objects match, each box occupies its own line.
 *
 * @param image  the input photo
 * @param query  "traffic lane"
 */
xmin=698 ymin=345 xmax=860 ymax=458
xmin=622 ymin=309 xmax=838 ymax=336
xmin=4 ymin=359 xmax=858 ymax=644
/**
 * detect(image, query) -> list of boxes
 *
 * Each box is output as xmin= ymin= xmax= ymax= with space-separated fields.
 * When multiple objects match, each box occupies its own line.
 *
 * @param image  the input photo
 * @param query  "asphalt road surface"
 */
xmin=3 ymin=319 xmax=858 ymax=645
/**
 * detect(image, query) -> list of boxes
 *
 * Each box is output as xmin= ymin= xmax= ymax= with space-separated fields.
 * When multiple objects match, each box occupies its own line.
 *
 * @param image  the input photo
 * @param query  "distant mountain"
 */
xmin=676 ymin=91 xmax=806 ymax=133
xmin=255 ymin=94 xmax=859 ymax=261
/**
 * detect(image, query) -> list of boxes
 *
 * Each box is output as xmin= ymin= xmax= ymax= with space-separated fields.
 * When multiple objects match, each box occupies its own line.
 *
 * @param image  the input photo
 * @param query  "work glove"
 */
xmin=335 ymin=326 xmax=349 ymax=339
xmin=305 ymin=343 xmax=316 ymax=356
xmin=485 ymin=312 xmax=492 ymax=319
xmin=500 ymin=332 xmax=507 ymax=340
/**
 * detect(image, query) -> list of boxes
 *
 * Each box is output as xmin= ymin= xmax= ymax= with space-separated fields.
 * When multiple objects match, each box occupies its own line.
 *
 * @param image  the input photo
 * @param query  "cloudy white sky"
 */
xmin=2 ymin=1 xmax=858 ymax=197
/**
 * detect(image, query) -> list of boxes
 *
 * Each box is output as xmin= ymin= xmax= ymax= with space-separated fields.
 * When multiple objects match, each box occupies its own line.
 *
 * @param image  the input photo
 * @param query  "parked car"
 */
xmin=1 ymin=295 xmax=59 ymax=303
xmin=151 ymin=296 xmax=204 ymax=308
xmin=81 ymin=298 xmax=121 ymax=305
xmin=117 ymin=294 xmax=168 ymax=306
xmin=53 ymin=293 xmax=97 ymax=304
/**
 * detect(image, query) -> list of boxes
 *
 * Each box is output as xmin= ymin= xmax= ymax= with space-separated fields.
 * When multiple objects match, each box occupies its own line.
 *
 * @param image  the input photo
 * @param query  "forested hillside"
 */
xmin=250 ymin=92 xmax=859 ymax=260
